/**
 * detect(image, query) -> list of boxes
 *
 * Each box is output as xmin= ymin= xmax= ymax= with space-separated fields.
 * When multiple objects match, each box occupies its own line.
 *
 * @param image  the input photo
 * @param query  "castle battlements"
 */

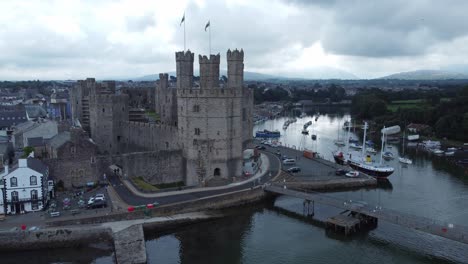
xmin=175 ymin=50 xmax=195 ymax=61
xmin=227 ymin=49 xmax=244 ymax=61
xmin=177 ymin=87 xmax=244 ymax=98
xmin=199 ymin=54 xmax=221 ymax=64
xmin=124 ymin=121 xmax=177 ymax=132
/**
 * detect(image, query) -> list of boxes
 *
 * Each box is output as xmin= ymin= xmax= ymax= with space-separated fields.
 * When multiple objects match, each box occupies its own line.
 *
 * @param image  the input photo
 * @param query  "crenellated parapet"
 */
xmin=177 ymin=87 xmax=244 ymax=98
xmin=176 ymin=50 xmax=194 ymax=89
xmin=227 ymin=49 xmax=244 ymax=61
xmin=159 ymin=73 xmax=169 ymax=89
xmin=175 ymin=50 xmax=195 ymax=62
xmin=199 ymin=54 xmax=220 ymax=90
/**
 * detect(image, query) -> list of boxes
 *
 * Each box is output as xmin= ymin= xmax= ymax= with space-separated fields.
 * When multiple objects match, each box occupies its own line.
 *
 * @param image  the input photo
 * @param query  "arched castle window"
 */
xmin=193 ymin=105 xmax=200 ymax=112
xmin=165 ymin=142 xmax=169 ymax=149
xmin=10 ymin=177 xmax=17 ymax=187
xmin=195 ymin=128 xmax=200 ymax=136
xmin=30 ymin=176 xmax=37 ymax=186
xmin=102 ymin=108 xmax=105 ymax=113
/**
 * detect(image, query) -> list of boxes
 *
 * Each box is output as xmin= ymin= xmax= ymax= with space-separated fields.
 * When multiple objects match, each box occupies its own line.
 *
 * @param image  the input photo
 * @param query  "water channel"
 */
xmin=143 ymin=107 xmax=468 ymax=264
xmin=8 ymin=107 xmax=468 ymax=264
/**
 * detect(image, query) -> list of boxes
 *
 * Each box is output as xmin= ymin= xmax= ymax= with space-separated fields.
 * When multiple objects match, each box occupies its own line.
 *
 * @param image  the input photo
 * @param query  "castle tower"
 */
xmin=88 ymin=81 xmax=129 ymax=155
xmin=70 ymin=78 xmax=95 ymax=132
xmin=155 ymin=73 xmax=178 ymax=126
xmin=176 ymin=50 xmax=194 ymax=89
xmin=227 ymin=49 xmax=244 ymax=88
xmin=199 ymin=54 xmax=220 ymax=89
xmin=177 ymin=51 xmax=244 ymax=186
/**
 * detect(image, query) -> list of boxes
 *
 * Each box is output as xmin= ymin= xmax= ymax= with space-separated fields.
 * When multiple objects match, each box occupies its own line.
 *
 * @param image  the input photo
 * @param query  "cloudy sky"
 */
xmin=1 ymin=0 xmax=468 ymax=80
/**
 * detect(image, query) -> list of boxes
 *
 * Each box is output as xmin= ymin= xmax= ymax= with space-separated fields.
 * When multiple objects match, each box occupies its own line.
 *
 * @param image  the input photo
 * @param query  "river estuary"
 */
xmin=8 ymin=107 xmax=468 ymax=264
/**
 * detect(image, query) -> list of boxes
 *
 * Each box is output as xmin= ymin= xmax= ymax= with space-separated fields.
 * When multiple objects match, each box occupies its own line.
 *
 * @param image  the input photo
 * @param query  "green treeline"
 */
xmin=351 ymin=87 xmax=468 ymax=142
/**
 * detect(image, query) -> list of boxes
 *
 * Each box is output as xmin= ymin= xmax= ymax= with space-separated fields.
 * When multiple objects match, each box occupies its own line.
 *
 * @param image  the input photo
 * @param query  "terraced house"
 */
xmin=0 ymin=158 xmax=54 ymax=215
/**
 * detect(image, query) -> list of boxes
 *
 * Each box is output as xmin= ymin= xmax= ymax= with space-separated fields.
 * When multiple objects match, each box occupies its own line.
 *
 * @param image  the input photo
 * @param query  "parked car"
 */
xmin=94 ymin=193 xmax=105 ymax=200
xmin=335 ymin=169 xmax=348 ymax=176
xmin=287 ymin=167 xmax=301 ymax=173
xmin=276 ymin=150 xmax=281 ymax=156
xmin=255 ymin=145 xmax=266 ymax=150
xmin=87 ymin=200 xmax=107 ymax=209
xmin=282 ymin=159 xmax=296 ymax=165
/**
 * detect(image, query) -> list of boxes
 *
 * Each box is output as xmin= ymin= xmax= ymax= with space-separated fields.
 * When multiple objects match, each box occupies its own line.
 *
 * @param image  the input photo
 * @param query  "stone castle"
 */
xmin=70 ymin=49 xmax=253 ymax=186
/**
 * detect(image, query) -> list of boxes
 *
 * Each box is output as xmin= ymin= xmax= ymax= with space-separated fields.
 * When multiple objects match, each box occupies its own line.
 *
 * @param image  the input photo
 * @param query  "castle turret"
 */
xmin=227 ymin=49 xmax=244 ymax=88
xmin=159 ymin=73 xmax=168 ymax=89
xmin=176 ymin=50 xmax=194 ymax=89
xmin=155 ymin=73 xmax=178 ymax=126
xmin=199 ymin=54 xmax=220 ymax=89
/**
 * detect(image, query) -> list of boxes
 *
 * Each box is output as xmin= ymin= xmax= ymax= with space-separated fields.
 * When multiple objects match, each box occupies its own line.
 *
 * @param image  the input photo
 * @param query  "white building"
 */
xmin=0 ymin=158 xmax=53 ymax=215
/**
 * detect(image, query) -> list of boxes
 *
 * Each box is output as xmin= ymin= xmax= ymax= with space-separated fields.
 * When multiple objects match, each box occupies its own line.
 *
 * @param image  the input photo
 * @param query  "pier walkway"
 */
xmin=265 ymin=185 xmax=468 ymax=245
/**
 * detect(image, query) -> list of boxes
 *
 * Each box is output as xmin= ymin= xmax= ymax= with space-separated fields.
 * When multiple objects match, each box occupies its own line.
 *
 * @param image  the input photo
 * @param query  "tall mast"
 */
xmin=361 ymin=122 xmax=368 ymax=158
xmin=380 ymin=126 xmax=386 ymax=165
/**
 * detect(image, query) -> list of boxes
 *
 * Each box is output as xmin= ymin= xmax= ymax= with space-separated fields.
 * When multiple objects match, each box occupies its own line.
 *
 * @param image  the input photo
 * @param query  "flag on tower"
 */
xmin=180 ymin=13 xmax=185 ymax=26
xmin=205 ymin=20 xmax=210 ymax=31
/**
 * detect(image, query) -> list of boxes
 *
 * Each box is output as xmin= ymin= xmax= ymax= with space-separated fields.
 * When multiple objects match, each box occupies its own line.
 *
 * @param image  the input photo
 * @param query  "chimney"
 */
xmin=19 ymin=159 xmax=27 ymax=168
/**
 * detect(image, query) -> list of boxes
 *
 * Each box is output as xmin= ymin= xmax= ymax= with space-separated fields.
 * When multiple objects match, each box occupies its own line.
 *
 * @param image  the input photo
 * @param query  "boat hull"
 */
xmin=348 ymin=161 xmax=394 ymax=178
xmin=333 ymin=155 xmax=346 ymax=165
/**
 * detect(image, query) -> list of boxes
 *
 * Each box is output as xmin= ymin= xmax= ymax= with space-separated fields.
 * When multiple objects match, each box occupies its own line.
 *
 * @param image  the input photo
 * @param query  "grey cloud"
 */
xmin=126 ymin=14 xmax=156 ymax=32
xmin=292 ymin=0 xmax=468 ymax=57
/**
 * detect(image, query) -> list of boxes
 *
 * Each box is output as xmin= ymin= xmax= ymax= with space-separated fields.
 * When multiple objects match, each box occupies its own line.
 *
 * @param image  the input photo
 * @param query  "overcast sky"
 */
xmin=1 ymin=0 xmax=468 ymax=80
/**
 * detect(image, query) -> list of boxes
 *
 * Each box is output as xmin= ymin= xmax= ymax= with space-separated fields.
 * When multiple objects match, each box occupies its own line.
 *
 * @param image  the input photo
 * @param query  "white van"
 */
xmin=283 ymin=159 xmax=296 ymax=165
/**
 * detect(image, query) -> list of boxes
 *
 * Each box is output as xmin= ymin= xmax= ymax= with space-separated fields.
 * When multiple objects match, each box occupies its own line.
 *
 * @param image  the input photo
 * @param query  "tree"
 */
xmin=22 ymin=146 xmax=34 ymax=158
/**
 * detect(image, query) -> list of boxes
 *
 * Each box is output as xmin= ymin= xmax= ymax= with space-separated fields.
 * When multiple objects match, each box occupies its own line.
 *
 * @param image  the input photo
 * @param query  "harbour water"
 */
xmin=9 ymin=107 xmax=468 ymax=263
xmin=145 ymin=107 xmax=468 ymax=264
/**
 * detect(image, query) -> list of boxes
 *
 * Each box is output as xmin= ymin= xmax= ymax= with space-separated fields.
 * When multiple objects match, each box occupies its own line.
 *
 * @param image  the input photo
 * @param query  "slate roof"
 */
xmin=27 ymin=158 xmax=48 ymax=175
xmin=0 ymin=110 xmax=27 ymax=129
xmin=24 ymin=104 xmax=47 ymax=119
xmin=48 ymin=131 xmax=71 ymax=149
xmin=27 ymin=137 xmax=44 ymax=147
xmin=0 ymin=142 xmax=10 ymax=154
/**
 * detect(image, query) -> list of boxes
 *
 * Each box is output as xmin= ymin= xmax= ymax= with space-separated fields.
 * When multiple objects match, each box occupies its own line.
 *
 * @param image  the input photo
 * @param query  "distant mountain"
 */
xmin=379 ymin=70 xmax=468 ymax=80
xmin=132 ymin=68 xmax=357 ymax=82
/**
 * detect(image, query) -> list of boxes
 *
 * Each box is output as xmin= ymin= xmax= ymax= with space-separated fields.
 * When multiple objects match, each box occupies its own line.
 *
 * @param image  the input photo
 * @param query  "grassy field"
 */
xmin=387 ymin=100 xmax=427 ymax=112
xmin=131 ymin=177 xmax=159 ymax=192
xmin=387 ymin=98 xmax=451 ymax=112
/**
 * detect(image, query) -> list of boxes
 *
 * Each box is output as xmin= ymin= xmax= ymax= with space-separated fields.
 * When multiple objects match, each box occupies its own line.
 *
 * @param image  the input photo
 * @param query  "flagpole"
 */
xmin=184 ymin=16 xmax=186 ymax=51
xmin=209 ymin=23 xmax=211 ymax=55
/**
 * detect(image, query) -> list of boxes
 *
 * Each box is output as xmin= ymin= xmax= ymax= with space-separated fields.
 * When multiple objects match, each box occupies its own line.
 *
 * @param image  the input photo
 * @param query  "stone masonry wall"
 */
xmin=112 ymin=150 xmax=184 ymax=184
xmin=121 ymin=121 xmax=180 ymax=153
xmin=0 ymin=226 xmax=113 ymax=251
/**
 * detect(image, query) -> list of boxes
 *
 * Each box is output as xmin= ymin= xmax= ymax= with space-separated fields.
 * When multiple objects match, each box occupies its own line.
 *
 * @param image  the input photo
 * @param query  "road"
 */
xmin=107 ymin=151 xmax=280 ymax=206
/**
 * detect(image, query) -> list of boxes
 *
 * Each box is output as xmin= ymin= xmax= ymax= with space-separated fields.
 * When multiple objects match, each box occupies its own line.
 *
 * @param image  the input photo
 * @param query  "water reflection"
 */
xmin=145 ymin=206 xmax=261 ymax=264
xmin=376 ymin=179 xmax=393 ymax=191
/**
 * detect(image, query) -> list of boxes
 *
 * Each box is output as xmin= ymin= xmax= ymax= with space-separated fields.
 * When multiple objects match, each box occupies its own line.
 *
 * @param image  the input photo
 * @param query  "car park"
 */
xmin=87 ymin=199 xmax=107 ymax=209
xmin=287 ymin=167 xmax=301 ymax=173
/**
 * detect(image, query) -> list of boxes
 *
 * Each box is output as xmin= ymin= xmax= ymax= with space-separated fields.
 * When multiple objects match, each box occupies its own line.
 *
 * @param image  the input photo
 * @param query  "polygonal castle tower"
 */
xmin=88 ymin=80 xmax=129 ymax=155
xmin=176 ymin=49 xmax=252 ymax=186
xmin=155 ymin=73 xmax=178 ymax=126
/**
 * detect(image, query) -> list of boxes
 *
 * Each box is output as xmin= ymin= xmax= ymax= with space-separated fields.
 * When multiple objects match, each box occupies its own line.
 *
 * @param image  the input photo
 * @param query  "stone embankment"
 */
xmin=0 ymin=226 xmax=113 ymax=251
